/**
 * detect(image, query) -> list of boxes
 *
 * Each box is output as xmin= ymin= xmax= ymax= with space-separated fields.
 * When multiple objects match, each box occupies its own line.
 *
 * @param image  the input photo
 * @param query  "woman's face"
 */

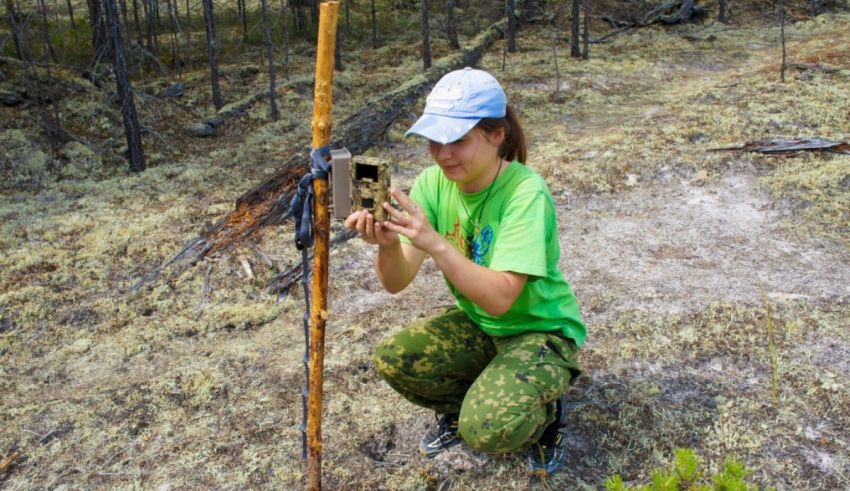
xmin=428 ymin=127 xmax=505 ymax=193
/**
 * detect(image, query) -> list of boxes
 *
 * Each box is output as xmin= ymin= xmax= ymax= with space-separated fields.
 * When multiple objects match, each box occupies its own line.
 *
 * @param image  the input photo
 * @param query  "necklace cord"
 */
xmin=458 ymin=158 xmax=505 ymax=256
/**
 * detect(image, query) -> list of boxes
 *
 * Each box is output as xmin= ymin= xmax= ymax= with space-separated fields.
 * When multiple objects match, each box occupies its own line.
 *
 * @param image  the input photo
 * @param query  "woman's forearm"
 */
xmin=375 ymin=241 xmax=419 ymax=293
xmin=428 ymin=239 xmax=526 ymax=317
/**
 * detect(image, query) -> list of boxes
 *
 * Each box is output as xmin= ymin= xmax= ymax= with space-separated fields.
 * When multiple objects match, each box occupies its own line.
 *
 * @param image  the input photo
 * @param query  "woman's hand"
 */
xmin=380 ymin=188 xmax=444 ymax=255
xmin=344 ymin=209 xmax=399 ymax=248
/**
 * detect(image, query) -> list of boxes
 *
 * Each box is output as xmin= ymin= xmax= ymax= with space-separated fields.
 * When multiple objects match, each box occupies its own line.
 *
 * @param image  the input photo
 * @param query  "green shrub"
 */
xmin=604 ymin=448 xmax=775 ymax=491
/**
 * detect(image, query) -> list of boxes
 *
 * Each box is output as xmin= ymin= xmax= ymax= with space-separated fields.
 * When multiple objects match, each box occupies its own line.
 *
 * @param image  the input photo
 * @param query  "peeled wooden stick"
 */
xmin=307 ymin=3 xmax=339 ymax=491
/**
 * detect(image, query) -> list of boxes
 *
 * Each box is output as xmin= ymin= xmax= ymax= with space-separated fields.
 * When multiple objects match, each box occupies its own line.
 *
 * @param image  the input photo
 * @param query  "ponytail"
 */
xmin=475 ymin=105 xmax=528 ymax=164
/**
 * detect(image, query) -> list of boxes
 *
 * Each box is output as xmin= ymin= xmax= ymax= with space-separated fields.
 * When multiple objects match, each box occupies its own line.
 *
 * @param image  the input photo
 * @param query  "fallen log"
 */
xmin=710 ymin=137 xmax=850 ymax=154
xmin=131 ymin=16 xmax=508 ymax=292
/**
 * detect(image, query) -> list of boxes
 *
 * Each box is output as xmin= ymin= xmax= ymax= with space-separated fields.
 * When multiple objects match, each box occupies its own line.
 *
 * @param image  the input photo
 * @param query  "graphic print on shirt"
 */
xmin=444 ymin=218 xmax=494 ymax=266
xmin=471 ymin=225 xmax=493 ymax=265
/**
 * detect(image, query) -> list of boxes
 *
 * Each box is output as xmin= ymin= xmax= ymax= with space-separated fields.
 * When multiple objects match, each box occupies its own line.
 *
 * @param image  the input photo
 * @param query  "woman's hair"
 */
xmin=475 ymin=105 xmax=527 ymax=164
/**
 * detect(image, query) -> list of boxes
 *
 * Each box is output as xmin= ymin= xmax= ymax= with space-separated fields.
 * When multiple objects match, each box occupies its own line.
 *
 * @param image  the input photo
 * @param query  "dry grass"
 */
xmin=2 ymin=8 xmax=849 ymax=491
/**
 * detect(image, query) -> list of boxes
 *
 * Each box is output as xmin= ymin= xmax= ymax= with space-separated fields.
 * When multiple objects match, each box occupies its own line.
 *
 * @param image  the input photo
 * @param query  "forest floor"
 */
xmin=2 ymin=9 xmax=850 ymax=491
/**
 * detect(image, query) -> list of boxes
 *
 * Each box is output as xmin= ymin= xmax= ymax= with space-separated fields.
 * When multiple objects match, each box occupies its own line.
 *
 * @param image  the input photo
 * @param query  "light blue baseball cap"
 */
xmin=405 ymin=67 xmax=507 ymax=144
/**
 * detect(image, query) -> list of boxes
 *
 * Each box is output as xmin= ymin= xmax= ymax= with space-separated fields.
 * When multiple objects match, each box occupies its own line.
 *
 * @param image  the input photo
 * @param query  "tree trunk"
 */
xmin=281 ymin=0 xmax=290 ymax=80
xmin=167 ymin=0 xmax=189 ymax=70
xmin=370 ymin=0 xmax=377 ymax=48
xmin=4 ymin=0 xmax=23 ymax=61
xmin=506 ymin=0 xmax=516 ymax=53
xmin=119 ymin=0 xmax=130 ymax=39
xmin=131 ymin=0 xmax=142 ymax=40
xmin=446 ymin=0 xmax=459 ymax=50
xmin=421 ymin=0 xmax=431 ymax=69
xmin=335 ymin=15 xmax=343 ymax=71
xmin=133 ymin=16 xmax=511 ymax=288
xmin=260 ymin=0 xmax=279 ymax=120
xmin=104 ymin=0 xmax=146 ymax=172
xmin=202 ymin=0 xmax=223 ymax=110
xmin=345 ymin=0 xmax=350 ymax=34
xmin=87 ymin=0 xmax=108 ymax=58
xmin=582 ymin=0 xmax=589 ymax=60
xmin=184 ymin=0 xmax=189 ymax=24
xmin=570 ymin=0 xmax=580 ymax=58
xmin=65 ymin=0 xmax=76 ymax=28
xmin=780 ymin=0 xmax=786 ymax=82
xmin=718 ymin=0 xmax=727 ymax=22
xmin=238 ymin=0 xmax=247 ymax=45
xmin=36 ymin=0 xmax=58 ymax=63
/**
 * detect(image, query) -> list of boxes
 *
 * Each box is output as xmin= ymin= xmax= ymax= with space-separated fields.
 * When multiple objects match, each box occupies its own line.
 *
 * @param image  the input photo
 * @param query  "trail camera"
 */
xmin=330 ymin=149 xmax=391 ymax=221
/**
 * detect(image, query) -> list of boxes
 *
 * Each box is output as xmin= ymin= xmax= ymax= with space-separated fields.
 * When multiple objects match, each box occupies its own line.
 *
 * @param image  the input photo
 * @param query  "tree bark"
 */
xmin=87 ymin=0 xmax=108 ymax=59
xmin=260 ymin=0 xmax=279 ymax=120
xmin=4 ymin=0 xmax=23 ymax=62
xmin=570 ymin=0 xmax=580 ymax=58
xmin=131 ymin=0 xmax=142 ymax=40
xmin=421 ymin=0 xmax=431 ymax=69
xmin=582 ymin=0 xmax=589 ymax=60
xmin=370 ymin=0 xmax=377 ymax=48
xmin=104 ymin=0 xmax=146 ymax=172
xmin=780 ymin=0 xmax=786 ymax=82
xmin=132 ymin=16 xmax=510 ymax=287
xmin=65 ymin=0 xmax=76 ymax=28
xmin=238 ymin=0 xmax=247 ymax=45
xmin=446 ymin=0 xmax=459 ymax=50
xmin=506 ymin=0 xmax=516 ymax=53
xmin=167 ymin=0 xmax=190 ymax=70
xmin=281 ymin=0 xmax=290 ymax=80
xmin=202 ymin=0 xmax=223 ymax=110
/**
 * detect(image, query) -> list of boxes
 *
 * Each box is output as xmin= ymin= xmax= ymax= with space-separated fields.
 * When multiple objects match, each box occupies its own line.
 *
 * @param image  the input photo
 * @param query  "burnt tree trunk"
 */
xmin=238 ymin=0 xmax=247 ymax=44
xmin=131 ymin=0 xmax=142 ymax=39
xmin=202 ymin=0 xmax=223 ymax=110
xmin=370 ymin=0 xmax=377 ymax=48
xmin=570 ymin=0 xmax=580 ymax=57
xmin=66 ymin=0 xmax=77 ymax=28
xmin=4 ymin=0 xmax=23 ymax=62
xmin=345 ymin=0 xmax=350 ymax=34
xmin=718 ymin=0 xmax=728 ymax=22
xmin=446 ymin=0 xmax=459 ymax=50
xmin=104 ymin=0 xmax=146 ymax=172
xmin=87 ymin=0 xmax=108 ymax=59
xmin=780 ymin=0 xmax=786 ymax=82
xmin=421 ymin=0 xmax=431 ymax=69
xmin=582 ymin=0 xmax=589 ymax=60
xmin=260 ymin=0 xmax=279 ymax=120
xmin=132 ymin=17 xmax=511 ymax=289
xmin=281 ymin=0 xmax=290 ymax=80
xmin=506 ymin=0 xmax=516 ymax=53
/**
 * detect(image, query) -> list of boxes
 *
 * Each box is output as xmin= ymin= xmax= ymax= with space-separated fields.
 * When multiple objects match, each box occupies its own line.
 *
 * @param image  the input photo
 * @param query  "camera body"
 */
xmin=331 ymin=149 xmax=391 ymax=221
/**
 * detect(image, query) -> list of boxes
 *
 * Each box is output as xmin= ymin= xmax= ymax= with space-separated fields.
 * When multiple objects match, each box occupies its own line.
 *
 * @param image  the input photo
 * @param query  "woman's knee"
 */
xmin=458 ymin=403 xmax=542 ymax=454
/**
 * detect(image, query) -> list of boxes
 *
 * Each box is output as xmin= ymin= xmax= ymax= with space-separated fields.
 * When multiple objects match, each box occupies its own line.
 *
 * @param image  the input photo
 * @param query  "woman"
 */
xmin=345 ymin=68 xmax=585 ymax=475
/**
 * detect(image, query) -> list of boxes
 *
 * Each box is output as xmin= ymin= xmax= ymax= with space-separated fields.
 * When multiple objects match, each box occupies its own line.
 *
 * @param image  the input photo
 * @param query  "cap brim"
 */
xmin=404 ymin=113 xmax=480 ymax=144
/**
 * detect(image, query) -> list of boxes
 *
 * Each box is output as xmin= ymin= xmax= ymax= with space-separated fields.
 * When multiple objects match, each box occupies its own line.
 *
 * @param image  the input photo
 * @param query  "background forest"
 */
xmin=1 ymin=0 xmax=849 ymax=489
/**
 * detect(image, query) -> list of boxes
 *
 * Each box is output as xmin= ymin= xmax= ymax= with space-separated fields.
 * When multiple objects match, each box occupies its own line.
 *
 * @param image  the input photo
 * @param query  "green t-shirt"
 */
xmin=401 ymin=161 xmax=586 ymax=346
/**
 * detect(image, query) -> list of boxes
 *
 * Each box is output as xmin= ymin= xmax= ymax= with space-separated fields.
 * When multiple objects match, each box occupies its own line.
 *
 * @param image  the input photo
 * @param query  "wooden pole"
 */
xmin=307 ymin=3 xmax=338 ymax=491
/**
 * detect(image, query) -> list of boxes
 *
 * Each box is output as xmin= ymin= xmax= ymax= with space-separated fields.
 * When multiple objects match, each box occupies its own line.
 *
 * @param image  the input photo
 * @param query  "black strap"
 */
xmin=291 ymin=145 xmax=332 ymax=250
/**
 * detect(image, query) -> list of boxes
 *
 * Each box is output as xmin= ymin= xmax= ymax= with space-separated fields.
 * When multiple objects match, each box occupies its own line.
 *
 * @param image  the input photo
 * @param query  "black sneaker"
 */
xmin=419 ymin=412 xmax=461 ymax=457
xmin=527 ymin=395 xmax=568 ymax=476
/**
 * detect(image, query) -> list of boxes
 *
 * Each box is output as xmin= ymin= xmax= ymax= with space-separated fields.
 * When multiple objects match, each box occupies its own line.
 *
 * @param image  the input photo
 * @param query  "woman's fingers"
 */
xmin=390 ymin=187 xmax=420 ymax=216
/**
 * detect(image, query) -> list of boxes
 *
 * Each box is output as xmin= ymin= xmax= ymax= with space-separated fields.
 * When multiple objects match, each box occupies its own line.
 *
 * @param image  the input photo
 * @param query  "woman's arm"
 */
xmin=381 ymin=188 xmax=527 ymax=316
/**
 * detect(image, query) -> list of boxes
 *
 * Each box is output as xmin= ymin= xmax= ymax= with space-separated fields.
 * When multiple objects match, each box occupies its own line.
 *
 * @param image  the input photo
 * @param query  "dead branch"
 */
xmin=268 ymin=228 xmax=356 ymax=294
xmin=0 ymin=451 xmax=21 ymax=473
xmin=710 ymin=137 xmax=850 ymax=154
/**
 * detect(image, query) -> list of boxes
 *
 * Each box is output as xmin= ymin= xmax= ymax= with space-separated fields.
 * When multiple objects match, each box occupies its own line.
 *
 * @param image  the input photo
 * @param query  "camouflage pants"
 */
xmin=374 ymin=308 xmax=581 ymax=454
